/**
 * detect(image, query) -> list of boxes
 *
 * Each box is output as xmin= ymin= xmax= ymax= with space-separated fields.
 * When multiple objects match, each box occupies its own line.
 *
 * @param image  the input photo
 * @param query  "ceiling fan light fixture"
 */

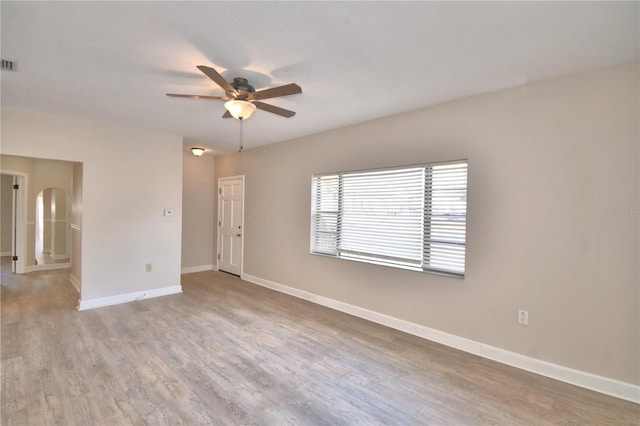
xmin=191 ymin=147 xmax=205 ymax=157
xmin=224 ymin=100 xmax=256 ymax=120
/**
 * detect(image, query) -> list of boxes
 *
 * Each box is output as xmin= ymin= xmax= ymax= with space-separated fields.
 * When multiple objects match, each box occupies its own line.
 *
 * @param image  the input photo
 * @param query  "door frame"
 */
xmin=216 ymin=175 xmax=245 ymax=276
xmin=1 ymin=171 xmax=27 ymax=274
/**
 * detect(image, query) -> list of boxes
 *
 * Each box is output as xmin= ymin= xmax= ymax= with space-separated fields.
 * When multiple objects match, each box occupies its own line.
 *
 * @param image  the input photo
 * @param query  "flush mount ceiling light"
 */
xmin=224 ymin=99 xmax=257 ymax=120
xmin=191 ymin=147 xmax=205 ymax=157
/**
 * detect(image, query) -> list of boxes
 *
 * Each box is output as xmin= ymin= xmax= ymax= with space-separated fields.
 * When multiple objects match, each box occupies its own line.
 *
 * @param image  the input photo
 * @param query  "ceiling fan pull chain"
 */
xmin=239 ymin=117 xmax=244 ymax=153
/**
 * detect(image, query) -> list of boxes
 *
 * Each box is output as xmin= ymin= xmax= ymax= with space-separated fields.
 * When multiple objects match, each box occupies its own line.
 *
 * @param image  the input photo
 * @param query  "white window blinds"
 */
xmin=311 ymin=161 xmax=467 ymax=277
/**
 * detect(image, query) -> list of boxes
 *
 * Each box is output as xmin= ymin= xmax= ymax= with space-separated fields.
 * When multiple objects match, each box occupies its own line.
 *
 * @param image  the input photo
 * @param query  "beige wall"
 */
xmin=0 ymin=175 xmax=13 ymax=254
xmin=215 ymin=63 xmax=639 ymax=385
xmin=71 ymin=163 xmax=83 ymax=288
xmin=1 ymin=108 xmax=183 ymax=303
xmin=181 ymin=145 xmax=215 ymax=270
xmin=42 ymin=188 xmax=52 ymax=254
xmin=51 ymin=188 xmax=69 ymax=259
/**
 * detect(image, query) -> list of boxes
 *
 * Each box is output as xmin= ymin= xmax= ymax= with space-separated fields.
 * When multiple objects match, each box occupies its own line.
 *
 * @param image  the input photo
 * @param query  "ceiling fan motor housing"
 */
xmin=230 ymin=77 xmax=255 ymax=98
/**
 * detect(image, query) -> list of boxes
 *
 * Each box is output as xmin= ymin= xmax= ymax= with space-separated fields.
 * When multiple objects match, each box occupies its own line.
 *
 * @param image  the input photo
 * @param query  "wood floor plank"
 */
xmin=1 ymin=260 xmax=638 ymax=425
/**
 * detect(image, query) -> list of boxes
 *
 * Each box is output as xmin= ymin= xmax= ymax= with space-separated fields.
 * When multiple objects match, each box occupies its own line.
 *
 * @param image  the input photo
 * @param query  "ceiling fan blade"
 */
xmin=249 ymin=83 xmax=302 ymax=101
xmin=196 ymin=65 xmax=237 ymax=96
xmin=253 ymin=101 xmax=296 ymax=118
xmin=166 ymin=93 xmax=228 ymax=100
xmin=222 ymin=110 xmax=232 ymax=118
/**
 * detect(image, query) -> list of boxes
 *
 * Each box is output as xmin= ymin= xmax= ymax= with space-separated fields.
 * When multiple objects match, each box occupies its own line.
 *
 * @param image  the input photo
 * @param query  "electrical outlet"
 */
xmin=145 ymin=263 xmax=152 ymax=272
xmin=518 ymin=309 xmax=529 ymax=325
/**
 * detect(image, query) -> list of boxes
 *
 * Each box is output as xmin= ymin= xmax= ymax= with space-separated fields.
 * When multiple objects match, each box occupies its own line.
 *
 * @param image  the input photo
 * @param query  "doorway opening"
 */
xmin=1 ymin=172 xmax=27 ymax=274
xmin=35 ymin=187 xmax=71 ymax=269
xmin=1 ymin=155 xmax=82 ymax=287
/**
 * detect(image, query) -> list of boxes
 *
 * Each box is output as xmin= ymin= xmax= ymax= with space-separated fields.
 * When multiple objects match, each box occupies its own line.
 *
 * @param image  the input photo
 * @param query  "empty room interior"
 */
xmin=1 ymin=2 xmax=639 ymax=425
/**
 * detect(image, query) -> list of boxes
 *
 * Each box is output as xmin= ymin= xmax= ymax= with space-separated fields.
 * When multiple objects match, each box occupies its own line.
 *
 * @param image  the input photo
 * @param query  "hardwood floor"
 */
xmin=1 ymin=263 xmax=638 ymax=425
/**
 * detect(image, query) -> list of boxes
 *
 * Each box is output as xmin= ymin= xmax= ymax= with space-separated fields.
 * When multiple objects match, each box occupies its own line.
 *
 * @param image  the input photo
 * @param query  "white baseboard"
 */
xmin=27 ymin=263 xmax=71 ymax=272
xmin=69 ymin=274 xmax=80 ymax=293
xmin=50 ymin=253 xmax=69 ymax=261
xmin=181 ymin=264 xmax=215 ymax=274
xmin=78 ymin=285 xmax=183 ymax=311
xmin=242 ymin=273 xmax=639 ymax=404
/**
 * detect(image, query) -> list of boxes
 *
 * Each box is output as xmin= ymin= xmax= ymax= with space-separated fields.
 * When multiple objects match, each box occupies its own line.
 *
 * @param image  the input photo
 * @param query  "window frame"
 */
xmin=310 ymin=160 xmax=468 ymax=278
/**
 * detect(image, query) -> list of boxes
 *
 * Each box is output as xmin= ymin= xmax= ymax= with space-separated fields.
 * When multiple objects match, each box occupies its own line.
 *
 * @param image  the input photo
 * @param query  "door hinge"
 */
xmin=218 ymin=221 xmax=221 ymax=227
xmin=217 ymin=254 xmax=220 ymax=260
xmin=12 ymin=255 xmax=18 ymax=261
xmin=13 ymin=184 xmax=19 ymax=190
xmin=218 ymin=188 xmax=222 ymax=195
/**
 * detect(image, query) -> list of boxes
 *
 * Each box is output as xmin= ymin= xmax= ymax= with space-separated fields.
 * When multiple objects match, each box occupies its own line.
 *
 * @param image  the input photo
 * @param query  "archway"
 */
xmin=35 ymin=187 xmax=70 ymax=268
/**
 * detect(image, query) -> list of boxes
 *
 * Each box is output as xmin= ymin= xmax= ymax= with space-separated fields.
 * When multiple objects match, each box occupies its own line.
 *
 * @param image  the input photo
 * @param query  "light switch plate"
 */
xmin=164 ymin=209 xmax=174 ymax=216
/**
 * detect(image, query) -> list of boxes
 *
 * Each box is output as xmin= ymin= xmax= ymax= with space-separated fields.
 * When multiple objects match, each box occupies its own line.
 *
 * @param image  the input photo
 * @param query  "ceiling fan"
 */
xmin=167 ymin=65 xmax=302 ymax=119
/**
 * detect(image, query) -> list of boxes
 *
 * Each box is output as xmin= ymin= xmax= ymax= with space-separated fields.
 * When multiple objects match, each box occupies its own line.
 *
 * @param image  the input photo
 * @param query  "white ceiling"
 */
xmin=1 ymin=1 xmax=638 ymax=154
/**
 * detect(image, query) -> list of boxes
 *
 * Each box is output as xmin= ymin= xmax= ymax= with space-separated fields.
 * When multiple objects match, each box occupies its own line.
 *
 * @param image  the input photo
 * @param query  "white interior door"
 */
xmin=217 ymin=176 xmax=244 ymax=276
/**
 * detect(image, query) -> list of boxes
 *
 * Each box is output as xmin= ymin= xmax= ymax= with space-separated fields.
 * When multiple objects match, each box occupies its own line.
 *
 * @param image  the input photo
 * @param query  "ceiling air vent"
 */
xmin=1 ymin=59 xmax=17 ymax=71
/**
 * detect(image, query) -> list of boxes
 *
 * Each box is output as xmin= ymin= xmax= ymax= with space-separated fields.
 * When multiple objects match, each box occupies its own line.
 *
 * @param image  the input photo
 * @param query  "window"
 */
xmin=311 ymin=161 xmax=468 ymax=277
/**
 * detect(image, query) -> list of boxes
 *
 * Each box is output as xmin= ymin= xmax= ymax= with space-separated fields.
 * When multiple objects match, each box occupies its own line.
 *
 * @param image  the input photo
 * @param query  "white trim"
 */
xmin=242 ymin=272 xmax=640 ymax=404
xmin=78 ymin=285 xmax=183 ymax=311
xmin=69 ymin=274 xmax=80 ymax=293
xmin=181 ymin=264 xmax=215 ymax=274
xmin=1 ymin=171 xmax=27 ymax=274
